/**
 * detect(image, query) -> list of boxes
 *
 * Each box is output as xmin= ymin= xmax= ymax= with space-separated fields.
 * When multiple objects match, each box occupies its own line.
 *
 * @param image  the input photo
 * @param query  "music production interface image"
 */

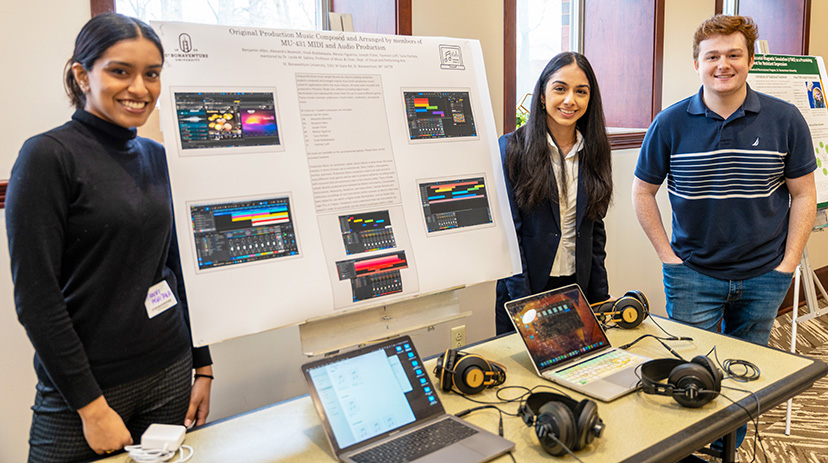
xmin=174 ymin=91 xmax=281 ymax=150
xmin=403 ymin=90 xmax=477 ymax=140
xmin=419 ymin=177 xmax=493 ymax=232
xmin=336 ymin=251 xmax=408 ymax=302
xmin=509 ymin=289 xmax=607 ymax=369
xmin=339 ymin=210 xmax=397 ymax=255
xmin=190 ymin=196 xmax=298 ymax=270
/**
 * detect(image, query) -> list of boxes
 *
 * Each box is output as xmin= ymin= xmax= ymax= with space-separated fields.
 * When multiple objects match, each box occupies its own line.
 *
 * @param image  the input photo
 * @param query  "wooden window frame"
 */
xmin=11 ymin=0 xmax=796 ymax=212
xmin=92 ymin=0 xmax=411 ymax=34
xmin=501 ymin=0 xmax=811 ymax=152
xmin=504 ymin=0 xmax=664 ymax=150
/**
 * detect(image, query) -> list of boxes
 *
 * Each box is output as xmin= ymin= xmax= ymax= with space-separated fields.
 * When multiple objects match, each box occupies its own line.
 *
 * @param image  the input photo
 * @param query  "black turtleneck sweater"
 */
xmin=6 ymin=110 xmax=211 ymax=411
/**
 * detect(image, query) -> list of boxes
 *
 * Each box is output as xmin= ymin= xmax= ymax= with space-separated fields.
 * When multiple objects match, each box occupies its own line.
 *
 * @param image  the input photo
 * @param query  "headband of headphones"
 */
xmin=518 ymin=392 xmax=605 ymax=456
xmin=639 ymin=356 xmax=722 ymax=408
xmin=519 ymin=392 xmax=580 ymax=425
xmin=434 ymin=349 xmax=506 ymax=395
xmin=590 ymin=290 xmax=649 ymax=329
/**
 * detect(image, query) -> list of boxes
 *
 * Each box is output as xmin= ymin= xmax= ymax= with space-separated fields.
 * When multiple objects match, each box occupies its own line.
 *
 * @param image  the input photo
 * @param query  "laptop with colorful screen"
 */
xmin=505 ymin=284 xmax=651 ymax=402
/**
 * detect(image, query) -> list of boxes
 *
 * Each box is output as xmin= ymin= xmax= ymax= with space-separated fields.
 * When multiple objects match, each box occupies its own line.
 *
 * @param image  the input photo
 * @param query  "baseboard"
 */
xmin=778 ymin=265 xmax=828 ymax=316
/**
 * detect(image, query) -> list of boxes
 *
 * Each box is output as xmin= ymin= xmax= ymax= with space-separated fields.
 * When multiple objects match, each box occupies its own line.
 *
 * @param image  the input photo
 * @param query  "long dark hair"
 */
xmin=506 ymin=52 xmax=612 ymax=220
xmin=64 ymin=13 xmax=164 ymax=110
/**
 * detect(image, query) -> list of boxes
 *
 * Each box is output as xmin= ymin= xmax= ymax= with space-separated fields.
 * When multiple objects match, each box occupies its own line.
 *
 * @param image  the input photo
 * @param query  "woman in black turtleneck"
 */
xmin=6 ymin=13 xmax=212 ymax=462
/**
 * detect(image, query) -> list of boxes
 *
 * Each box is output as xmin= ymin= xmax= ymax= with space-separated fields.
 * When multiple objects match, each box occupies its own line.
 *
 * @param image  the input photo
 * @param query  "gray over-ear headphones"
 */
xmin=518 ymin=392 xmax=604 ymax=456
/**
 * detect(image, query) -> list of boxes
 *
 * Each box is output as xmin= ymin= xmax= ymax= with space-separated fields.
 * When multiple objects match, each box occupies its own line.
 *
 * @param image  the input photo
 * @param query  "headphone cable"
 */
xmin=717 ymin=386 xmax=766 ymax=463
xmin=618 ymin=334 xmax=689 ymax=360
xmin=647 ymin=316 xmax=690 ymax=340
xmin=542 ymin=433 xmax=586 ymax=463
xmin=707 ymin=346 xmax=761 ymax=382
xmin=455 ymin=405 xmax=505 ymax=436
xmin=454 ymin=405 xmax=518 ymax=463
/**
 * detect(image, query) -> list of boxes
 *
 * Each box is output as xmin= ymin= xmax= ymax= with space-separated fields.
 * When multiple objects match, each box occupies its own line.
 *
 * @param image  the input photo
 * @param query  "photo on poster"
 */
xmin=318 ymin=205 xmax=419 ymax=309
xmin=402 ymin=89 xmax=477 ymax=142
xmin=339 ymin=210 xmax=396 ymax=255
xmin=335 ymin=251 xmax=409 ymax=302
xmin=171 ymin=87 xmax=285 ymax=156
xmin=188 ymin=194 xmax=299 ymax=273
xmin=808 ymin=81 xmax=826 ymax=109
xmin=418 ymin=175 xmax=494 ymax=234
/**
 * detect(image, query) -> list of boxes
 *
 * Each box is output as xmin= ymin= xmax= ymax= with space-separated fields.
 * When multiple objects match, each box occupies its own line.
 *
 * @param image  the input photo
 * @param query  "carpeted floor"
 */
xmin=735 ymin=311 xmax=828 ymax=463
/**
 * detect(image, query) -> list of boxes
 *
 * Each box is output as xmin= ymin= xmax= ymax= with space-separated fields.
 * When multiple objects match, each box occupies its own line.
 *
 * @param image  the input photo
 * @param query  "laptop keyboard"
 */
xmin=350 ymin=417 xmax=478 ymax=463
xmin=552 ymin=350 xmax=638 ymax=385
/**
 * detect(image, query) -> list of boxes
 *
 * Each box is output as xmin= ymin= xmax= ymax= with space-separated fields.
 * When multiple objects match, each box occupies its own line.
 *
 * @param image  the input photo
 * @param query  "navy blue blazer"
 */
xmin=496 ymin=132 xmax=610 ymax=332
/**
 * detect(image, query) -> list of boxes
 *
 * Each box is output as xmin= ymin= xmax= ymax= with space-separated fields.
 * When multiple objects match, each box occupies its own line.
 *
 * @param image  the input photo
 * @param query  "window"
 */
xmin=514 ymin=0 xmax=574 ymax=125
xmin=93 ymin=0 xmax=412 ymax=35
xmin=114 ymin=0 xmax=321 ymax=30
xmin=725 ymin=0 xmax=810 ymax=55
xmin=505 ymin=0 xmax=662 ymax=148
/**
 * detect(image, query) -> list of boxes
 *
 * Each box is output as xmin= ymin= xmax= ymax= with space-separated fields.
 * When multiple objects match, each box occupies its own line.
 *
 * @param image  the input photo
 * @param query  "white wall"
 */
xmin=412 ymin=0 xmax=504 ymax=137
xmin=1 ymin=2 xmax=91 ymax=461
xmin=661 ymin=0 xmax=715 ymax=109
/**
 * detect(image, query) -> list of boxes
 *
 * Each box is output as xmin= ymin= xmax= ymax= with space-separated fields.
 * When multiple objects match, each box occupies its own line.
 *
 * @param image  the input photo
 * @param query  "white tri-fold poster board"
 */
xmin=152 ymin=22 xmax=521 ymax=346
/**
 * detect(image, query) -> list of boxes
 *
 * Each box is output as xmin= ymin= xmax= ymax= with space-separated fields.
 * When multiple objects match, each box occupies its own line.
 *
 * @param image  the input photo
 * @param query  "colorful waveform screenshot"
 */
xmin=190 ymin=196 xmax=298 ymax=270
xmin=403 ymin=91 xmax=477 ymax=140
xmin=419 ymin=177 xmax=492 ymax=232
xmin=175 ymin=91 xmax=281 ymax=150
xmin=339 ymin=210 xmax=396 ymax=255
xmin=335 ymin=251 xmax=407 ymax=302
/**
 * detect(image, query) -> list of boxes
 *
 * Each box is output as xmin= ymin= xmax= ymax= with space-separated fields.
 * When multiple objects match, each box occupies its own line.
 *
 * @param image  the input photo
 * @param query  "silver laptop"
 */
xmin=505 ymin=284 xmax=651 ymax=402
xmin=302 ymin=335 xmax=514 ymax=463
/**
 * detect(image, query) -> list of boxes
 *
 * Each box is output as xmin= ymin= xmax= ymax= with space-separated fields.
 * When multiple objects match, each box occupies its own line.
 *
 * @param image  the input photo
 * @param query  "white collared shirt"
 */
xmin=547 ymin=130 xmax=583 ymax=277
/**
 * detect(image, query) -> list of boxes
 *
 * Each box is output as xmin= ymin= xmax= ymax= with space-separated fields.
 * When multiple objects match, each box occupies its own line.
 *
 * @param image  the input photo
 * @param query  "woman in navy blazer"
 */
xmin=496 ymin=52 xmax=613 ymax=334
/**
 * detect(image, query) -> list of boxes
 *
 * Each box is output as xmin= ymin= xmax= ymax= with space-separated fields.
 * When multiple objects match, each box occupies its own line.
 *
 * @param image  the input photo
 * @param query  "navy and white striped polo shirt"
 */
xmin=635 ymin=85 xmax=816 ymax=280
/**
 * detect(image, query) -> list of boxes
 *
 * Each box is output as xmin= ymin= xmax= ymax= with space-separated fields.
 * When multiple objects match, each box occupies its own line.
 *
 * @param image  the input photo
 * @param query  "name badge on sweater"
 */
xmin=145 ymin=280 xmax=178 ymax=319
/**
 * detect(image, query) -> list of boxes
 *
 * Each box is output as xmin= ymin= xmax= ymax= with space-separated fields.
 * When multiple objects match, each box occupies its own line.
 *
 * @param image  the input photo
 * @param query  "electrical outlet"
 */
xmin=451 ymin=325 xmax=466 ymax=348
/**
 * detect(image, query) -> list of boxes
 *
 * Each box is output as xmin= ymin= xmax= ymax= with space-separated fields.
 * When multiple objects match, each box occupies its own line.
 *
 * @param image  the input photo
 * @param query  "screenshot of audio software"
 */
xmin=338 ymin=210 xmax=397 ymax=255
xmin=190 ymin=196 xmax=298 ymax=270
xmin=174 ymin=91 xmax=281 ymax=150
xmin=403 ymin=91 xmax=477 ymax=140
xmin=419 ymin=177 xmax=492 ymax=232
xmin=335 ymin=251 xmax=408 ymax=302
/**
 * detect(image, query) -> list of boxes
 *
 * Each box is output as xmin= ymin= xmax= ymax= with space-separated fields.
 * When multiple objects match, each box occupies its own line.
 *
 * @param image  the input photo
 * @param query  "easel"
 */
xmin=785 ymin=215 xmax=828 ymax=435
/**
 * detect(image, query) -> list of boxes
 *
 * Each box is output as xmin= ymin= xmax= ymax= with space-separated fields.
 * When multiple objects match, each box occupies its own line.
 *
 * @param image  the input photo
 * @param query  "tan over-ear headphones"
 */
xmin=590 ymin=290 xmax=649 ymax=329
xmin=433 ymin=348 xmax=506 ymax=395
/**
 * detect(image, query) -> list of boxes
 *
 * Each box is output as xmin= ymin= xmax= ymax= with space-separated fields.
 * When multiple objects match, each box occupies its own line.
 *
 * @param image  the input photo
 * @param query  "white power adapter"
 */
xmin=125 ymin=424 xmax=192 ymax=463
xmin=141 ymin=424 xmax=186 ymax=451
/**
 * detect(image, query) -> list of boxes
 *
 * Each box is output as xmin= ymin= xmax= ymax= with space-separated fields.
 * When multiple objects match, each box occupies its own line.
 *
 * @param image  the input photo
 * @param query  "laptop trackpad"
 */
xmin=604 ymin=367 xmax=641 ymax=388
xmin=418 ymin=442 xmax=486 ymax=463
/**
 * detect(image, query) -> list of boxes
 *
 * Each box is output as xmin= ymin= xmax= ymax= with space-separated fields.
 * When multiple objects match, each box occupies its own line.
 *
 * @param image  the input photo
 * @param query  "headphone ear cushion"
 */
xmin=572 ymin=399 xmax=599 ymax=450
xmin=452 ymin=355 xmax=490 ymax=395
xmin=613 ymin=296 xmax=645 ymax=329
xmin=668 ymin=363 xmax=716 ymax=408
xmin=625 ymin=290 xmax=650 ymax=313
xmin=691 ymin=356 xmax=722 ymax=392
xmin=439 ymin=349 xmax=457 ymax=392
xmin=536 ymin=402 xmax=575 ymax=456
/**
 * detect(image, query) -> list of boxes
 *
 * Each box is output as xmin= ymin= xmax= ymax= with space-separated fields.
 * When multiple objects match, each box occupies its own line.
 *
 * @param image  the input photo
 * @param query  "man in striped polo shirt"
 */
xmin=632 ymin=14 xmax=816 ymax=374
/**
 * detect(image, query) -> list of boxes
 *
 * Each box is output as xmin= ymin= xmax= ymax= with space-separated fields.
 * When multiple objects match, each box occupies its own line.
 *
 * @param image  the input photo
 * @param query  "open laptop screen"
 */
xmin=303 ymin=336 xmax=442 ymax=454
xmin=506 ymin=285 xmax=610 ymax=371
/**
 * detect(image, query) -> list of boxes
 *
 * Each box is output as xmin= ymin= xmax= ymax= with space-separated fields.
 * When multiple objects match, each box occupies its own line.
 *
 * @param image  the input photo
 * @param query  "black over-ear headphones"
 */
xmin=590 ymin=290 xmax=650 ymax=329
xmin=639 ymin=355 xmax=723 ymax=408
xmin=433 ymin=349 xmax=506 ymax=395
xmin=518 ymin=392 xmax=604 ymax=456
